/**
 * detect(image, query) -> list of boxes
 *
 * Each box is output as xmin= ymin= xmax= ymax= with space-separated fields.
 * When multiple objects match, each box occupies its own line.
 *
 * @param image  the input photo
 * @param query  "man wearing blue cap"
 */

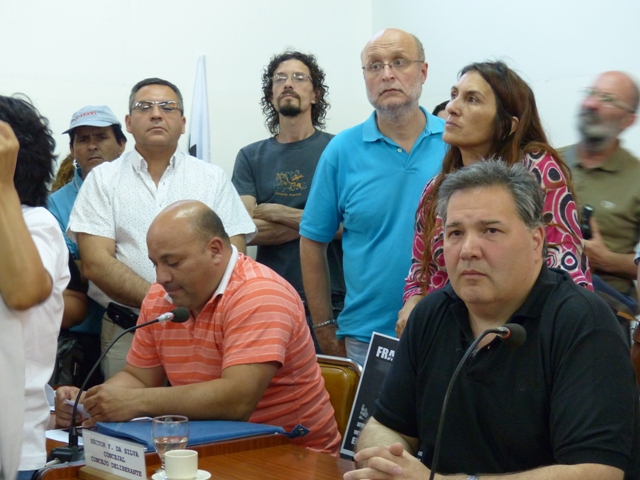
xmin=47 ymin=105 xmax=126 ymax=385
xmin=50 ymin=106 xmax=127 ymax=258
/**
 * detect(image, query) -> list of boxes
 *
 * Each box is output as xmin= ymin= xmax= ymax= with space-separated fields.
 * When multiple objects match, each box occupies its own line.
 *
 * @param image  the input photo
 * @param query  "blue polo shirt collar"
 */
xmin=362 ymin=106 xmax=443 ymax=143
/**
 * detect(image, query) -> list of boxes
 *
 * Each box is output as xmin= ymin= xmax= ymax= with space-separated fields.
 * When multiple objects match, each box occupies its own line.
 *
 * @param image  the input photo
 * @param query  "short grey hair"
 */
xmin=128 ymin=77 xmax=184 ymax=114
xmin=411 ymin=34 xmax=425 ymax=62
xmin=436 ymin=160 xmax=545 ymax=231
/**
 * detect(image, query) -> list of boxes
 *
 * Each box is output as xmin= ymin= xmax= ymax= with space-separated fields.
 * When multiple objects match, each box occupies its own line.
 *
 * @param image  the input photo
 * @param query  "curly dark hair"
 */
xmin=260 ymin=50 xmax=330 ymax=135
xmin=0 ymin=95 xmax=56 ymax=207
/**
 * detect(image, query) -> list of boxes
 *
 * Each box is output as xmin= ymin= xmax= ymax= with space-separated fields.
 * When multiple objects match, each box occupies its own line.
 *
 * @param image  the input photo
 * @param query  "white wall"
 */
xmin=2 ymin=0 xmax=639 ymax=178
xmin=0 ymin=0 xmax=374 ymax=177
xmin=372 ymin=0 xmax=640 ymax=155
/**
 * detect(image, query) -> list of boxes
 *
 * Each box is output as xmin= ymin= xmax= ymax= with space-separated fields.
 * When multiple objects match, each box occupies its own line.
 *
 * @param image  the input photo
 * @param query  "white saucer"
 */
xmin=152 ymin=470 xmax=211 ymax=480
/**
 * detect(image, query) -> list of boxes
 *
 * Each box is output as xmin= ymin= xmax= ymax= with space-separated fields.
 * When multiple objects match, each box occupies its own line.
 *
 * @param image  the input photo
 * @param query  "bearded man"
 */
xmin=560 ymin=71 xmax=640 ymax=314
xmin=232 ymin=51 xmax=345 ymax=353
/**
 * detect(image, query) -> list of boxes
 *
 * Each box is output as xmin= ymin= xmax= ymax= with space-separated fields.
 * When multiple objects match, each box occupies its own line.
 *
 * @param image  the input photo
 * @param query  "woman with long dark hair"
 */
xmin=397 ymin=61 xmax=591 ymax=336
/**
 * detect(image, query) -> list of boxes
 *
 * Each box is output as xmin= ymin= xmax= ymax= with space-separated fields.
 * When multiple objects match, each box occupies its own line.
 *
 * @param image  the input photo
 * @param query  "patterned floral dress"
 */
xmin=403 ymin=151 xmax=592 ymax=302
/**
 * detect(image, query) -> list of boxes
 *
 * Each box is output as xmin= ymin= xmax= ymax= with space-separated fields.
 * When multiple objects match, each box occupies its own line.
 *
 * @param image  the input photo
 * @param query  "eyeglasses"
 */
xmin=272 ymin=73 xmax=312 ymax=84
xmin=582 ymin=88 xmax=635 ymax=113
xmin=132 ymin=101 xmax=181 ymax=113
xmin=362 ymin=58 xmax=423 ymax=75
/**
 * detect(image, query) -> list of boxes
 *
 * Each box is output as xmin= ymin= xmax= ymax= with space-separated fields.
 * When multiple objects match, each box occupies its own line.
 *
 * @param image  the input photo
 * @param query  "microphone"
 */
xmin=428 ymin=323 xmax=526 ymax=480
xmin=48 ymin=306 xmax=190 ymax=463
xmin=495 ymin=323 xmax=527 ymax=348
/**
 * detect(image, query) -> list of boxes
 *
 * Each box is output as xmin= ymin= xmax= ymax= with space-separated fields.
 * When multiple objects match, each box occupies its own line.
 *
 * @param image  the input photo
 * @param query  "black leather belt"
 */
xmin=106 ymin=302 xmax=138 ymax=330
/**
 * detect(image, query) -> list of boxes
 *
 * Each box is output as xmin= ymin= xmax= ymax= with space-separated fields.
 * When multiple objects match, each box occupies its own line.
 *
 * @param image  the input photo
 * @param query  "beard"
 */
xmin=279 ymin=103 xmax=302 ymax=117
xmin=578 ymin=108 xmax=621 ymax=152
xmin=367 ymin=77 xmax=423 ymax=120
xmin=277 ymin=94 xmax=302 ymax=117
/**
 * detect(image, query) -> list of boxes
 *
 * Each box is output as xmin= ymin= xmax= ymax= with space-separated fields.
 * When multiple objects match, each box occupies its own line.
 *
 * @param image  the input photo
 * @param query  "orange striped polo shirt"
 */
xmin=128 ymin=253 xmax=340 ymax=454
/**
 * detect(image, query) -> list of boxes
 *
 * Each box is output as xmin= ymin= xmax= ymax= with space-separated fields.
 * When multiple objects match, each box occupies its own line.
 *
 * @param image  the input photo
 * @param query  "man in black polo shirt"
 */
xmin=345 ymin=161 xmax=639 ymax=480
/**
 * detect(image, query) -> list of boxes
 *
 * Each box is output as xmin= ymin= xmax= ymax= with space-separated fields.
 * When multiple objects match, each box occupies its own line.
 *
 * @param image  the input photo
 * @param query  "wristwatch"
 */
xmin=313 ymin=319 xmax=337 ymax=329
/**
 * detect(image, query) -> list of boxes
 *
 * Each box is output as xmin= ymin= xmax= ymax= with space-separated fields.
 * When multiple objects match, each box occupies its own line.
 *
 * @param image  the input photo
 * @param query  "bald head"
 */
xmin=595 ymin=71 xmax=639 ymax=113
xmin=361 ymin=28 xmax=425 ymax=64
xmin=149 ymin=200 xmax=230 ymax=247
xmin=360 ymin=28 xmax=428 ymax=120
xmin=579 ymin=70 xmax=639 ymax=152
xmin=147 ymin=200 xmax=231 ymax=315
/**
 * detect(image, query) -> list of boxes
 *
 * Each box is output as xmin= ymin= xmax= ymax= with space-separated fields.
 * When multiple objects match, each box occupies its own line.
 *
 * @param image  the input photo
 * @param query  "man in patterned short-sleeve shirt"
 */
xmin=67 ymin=78 xmax=256 ymax=378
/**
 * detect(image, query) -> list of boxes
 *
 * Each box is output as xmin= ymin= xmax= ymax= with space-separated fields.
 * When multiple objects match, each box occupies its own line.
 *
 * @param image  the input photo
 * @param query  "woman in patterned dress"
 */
xmin=397 ymin=61 xmax=591 ymax=337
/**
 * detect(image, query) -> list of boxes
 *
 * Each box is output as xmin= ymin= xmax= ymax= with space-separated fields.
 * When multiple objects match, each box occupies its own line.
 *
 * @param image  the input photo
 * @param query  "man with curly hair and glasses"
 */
xmin=232 ymin=51 xmax=345 ymax=353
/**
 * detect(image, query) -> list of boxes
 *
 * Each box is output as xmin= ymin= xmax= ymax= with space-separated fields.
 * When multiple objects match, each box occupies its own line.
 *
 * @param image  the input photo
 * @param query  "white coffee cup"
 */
xmin=164 ymin=449 xmax=198 ymax=480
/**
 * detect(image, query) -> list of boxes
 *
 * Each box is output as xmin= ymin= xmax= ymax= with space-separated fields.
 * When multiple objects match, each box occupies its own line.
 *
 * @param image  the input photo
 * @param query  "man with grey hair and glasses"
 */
xmin=346 ymin=160 xmax=639 ymax=480
xmin=560 ymin=71 xmax=640 ymax=316
xmin=66 ymin=77 xmax=255 ymax=378
xmin=300 ymin=29 xmax=446 ymax=364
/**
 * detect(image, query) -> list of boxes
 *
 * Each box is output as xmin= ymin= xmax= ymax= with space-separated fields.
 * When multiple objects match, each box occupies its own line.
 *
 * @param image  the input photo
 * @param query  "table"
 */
xmin=158 ymin=443 xmax=352 ymax=480
xmin=41 ymin=435 xmax=353 ymax=480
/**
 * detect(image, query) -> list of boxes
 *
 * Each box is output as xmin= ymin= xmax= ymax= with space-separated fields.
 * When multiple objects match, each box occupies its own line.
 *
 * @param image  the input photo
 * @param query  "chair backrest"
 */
xmin=317 ymin=354 xmax=362 ymax=438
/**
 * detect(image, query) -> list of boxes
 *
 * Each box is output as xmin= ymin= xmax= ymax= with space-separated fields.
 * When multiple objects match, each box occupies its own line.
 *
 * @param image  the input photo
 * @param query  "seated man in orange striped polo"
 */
xmin=55 ymin=200 xmax=340 ymax=454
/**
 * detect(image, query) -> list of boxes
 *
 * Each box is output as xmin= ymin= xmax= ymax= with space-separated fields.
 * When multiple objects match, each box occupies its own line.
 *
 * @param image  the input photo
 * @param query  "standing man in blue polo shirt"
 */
xmin=300 ymin=28 xmax=447 ymax=364
xmin=47 ymin=105 xmax=126 ymax=386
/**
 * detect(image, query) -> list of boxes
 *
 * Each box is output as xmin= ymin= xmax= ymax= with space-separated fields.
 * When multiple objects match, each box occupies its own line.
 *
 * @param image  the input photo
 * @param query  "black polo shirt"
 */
xmin=375 ymin=266 xmax=638 ymax=476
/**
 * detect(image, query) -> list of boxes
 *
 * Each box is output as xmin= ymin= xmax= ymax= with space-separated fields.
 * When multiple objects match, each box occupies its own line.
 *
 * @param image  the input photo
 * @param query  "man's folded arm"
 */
xmin=76 ymin=232 xmax=151 ymax=308
xmin=240 ymin=195 xmax=300 ymax=246
xmin=251 ymin=219 xmax=299 ymax=246
xmin=253 ymin=202 xmax=303 ymax=230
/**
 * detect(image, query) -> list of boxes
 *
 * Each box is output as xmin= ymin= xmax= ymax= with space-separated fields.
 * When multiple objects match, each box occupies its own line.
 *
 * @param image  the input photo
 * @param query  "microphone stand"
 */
xmin=428 ymin=324 xmax=526 ymax=480
xmin=48 ymin=307 xmax=189 ymax=463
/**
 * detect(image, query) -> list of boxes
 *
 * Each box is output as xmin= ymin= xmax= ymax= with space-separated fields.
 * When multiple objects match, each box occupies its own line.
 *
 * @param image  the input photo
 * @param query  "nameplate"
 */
xmin=84 ymin=429 xmax=146 ymax=480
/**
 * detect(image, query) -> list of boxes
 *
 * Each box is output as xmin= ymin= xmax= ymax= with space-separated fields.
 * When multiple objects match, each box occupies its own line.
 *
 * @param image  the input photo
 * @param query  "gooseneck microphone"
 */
xmin=494 ymin=324 xmax=527 ymax=348
xmin=48 ymin=306 xmax=190 ymax=463
xmin=427 ymin=323 xmax=526 ymax=480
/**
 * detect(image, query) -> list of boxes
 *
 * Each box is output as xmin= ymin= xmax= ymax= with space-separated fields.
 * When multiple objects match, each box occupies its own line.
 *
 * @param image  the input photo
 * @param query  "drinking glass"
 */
xmin=152 ymin=415 xmax=189 ymax=477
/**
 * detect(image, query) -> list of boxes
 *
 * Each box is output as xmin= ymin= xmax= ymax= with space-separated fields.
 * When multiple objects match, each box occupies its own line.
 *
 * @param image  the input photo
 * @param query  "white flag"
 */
xmin=188 ymin=55 xmax=210 ymax=162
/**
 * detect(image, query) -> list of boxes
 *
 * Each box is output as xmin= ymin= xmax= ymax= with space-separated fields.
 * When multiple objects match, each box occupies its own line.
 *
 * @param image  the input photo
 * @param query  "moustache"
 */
xmin=377 ymin=85 xmax=404 ymax=95
xmin=279 ymin=92 xmax=301 ymax=101
xmin=579 ymin=108 xmax=601 ymax=124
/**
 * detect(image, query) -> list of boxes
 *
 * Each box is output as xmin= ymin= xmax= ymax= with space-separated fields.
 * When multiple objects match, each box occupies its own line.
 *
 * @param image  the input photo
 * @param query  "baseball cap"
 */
xmin=63 ymin=105 xmax=121 ymax=134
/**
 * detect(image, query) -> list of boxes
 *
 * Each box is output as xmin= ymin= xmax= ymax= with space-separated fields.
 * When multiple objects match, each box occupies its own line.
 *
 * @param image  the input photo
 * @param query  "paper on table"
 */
xmin=45 ymin=428 xmax=84 ymax=446
xmin=45 ymin=384 xmax=56 ymax=412
xmin=64 ymin=399 xmax=90 ymax=418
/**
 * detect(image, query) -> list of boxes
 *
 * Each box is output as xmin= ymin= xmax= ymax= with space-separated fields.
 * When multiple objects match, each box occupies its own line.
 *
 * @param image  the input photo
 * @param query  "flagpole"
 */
xmin=188 ymin=55 xmax=210 ymax=162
